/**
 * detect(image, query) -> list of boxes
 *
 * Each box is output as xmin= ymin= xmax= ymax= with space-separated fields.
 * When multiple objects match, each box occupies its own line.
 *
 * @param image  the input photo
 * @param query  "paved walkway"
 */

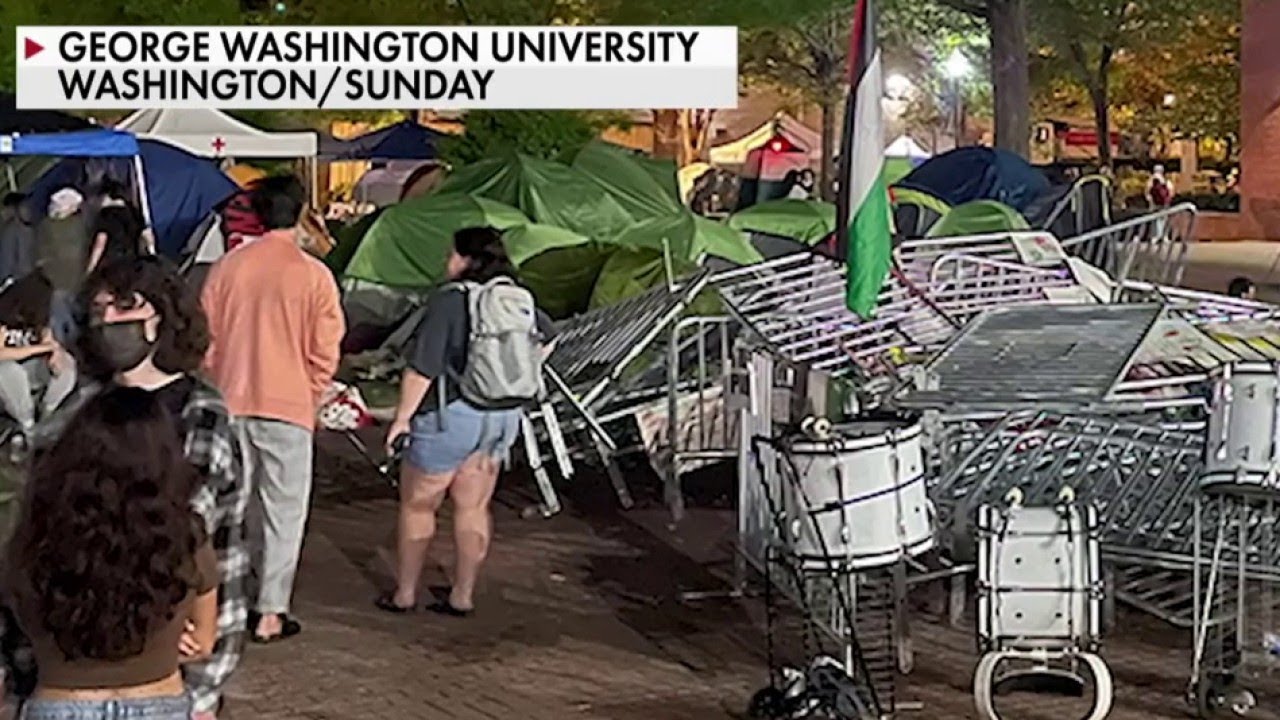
xmin=224 ymin=429 xmax=1203 ymax=719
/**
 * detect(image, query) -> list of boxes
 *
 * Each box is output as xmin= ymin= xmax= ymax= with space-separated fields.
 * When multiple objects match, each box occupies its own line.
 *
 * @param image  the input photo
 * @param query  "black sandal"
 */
xmin=374 ymin=594 xmax=417 ymax=614
xmin=426 ymin=600 xmax=473 ymax=618
xmin=250 ymin=614 xmax=302 ymax=643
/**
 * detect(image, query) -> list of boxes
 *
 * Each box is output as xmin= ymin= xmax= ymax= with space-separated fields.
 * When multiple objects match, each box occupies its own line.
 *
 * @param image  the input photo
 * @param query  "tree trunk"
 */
xmin=819 ymin=96 xmax=838 ymax=202
xmin=987 ymin=0 xmax=1030 ymax=157
xmin=652 ymin=110 xmax=680 ymax=160
xmin=1091 ymin=45 xmax=1115 ymax=168
xmin=676 ymin=109 xmax=715 ymax=166
xmin=1090 ymin=80 xmax=1112 ymax=168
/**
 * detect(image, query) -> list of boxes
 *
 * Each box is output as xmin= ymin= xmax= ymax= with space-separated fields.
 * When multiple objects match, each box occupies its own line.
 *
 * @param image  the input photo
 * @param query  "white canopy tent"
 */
xmin=116 ymin=109 xmax=318 ymax=159
xmin=885 ymin=135 xmax=931 ymax=159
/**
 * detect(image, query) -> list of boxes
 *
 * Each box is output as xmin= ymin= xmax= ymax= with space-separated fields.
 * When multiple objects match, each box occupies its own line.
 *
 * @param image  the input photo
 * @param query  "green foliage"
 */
xmin=1030 ymin=0 xmax=1239 ymax=156
xmin=231 ymin=109 xmax=409 ymax=132
xmin=1113 ymin=7 xmax=1239 ymax=145
xmin=437 ymin=110 xmax=625 ymax=166
xmin=741 ymin=0 xmax=987 ymax=124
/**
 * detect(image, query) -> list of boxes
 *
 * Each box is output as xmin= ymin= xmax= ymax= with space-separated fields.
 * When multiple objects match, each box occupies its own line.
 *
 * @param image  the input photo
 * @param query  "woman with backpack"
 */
xmin=379 ymin=226 xmax=552 ymax=617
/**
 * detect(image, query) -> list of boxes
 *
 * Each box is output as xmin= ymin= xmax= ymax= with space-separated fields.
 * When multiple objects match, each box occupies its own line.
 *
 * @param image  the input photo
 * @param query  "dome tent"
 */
xmin=925 ymin=199 xmax=1030 ymax=238
xmin=897 ymin=146 xmax=1049 ymax=213
xmin=434 ymin=152 xmax=634 ymax=242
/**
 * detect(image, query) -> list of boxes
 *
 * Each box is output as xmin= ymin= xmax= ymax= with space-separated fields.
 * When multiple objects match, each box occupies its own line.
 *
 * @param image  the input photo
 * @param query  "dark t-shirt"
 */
xmin=153 ymin=375 xmax=197 ymax=422
xmin=406 ymin=283 xmax=554 ymax=413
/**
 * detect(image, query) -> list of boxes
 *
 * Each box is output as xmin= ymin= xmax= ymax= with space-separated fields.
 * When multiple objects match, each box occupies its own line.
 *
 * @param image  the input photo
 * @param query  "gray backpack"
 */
xmin=453 ymin=277 xmax=544 ymax=408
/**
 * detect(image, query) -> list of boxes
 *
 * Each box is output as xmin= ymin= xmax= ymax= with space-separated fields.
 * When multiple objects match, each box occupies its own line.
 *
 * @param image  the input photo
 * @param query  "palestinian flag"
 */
xmin=835 ymin=0 xmax=893 ymax=318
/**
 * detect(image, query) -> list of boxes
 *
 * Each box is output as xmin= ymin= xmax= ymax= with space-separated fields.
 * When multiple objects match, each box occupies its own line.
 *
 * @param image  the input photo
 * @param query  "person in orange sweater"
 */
xmin=200 ymin=175 xmax=345 ymax=644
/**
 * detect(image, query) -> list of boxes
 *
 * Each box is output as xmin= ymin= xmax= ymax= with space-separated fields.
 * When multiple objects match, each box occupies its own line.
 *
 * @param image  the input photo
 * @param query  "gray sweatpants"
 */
xmin=0 ymin=356 xmax=76 ymax=432
xmin=233 ymin=417 xmax=315 ymax=616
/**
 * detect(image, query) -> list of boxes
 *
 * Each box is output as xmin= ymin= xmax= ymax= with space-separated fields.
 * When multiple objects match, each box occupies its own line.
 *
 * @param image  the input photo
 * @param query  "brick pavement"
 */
xmin=222 ymin=430 xmax=1206 ymax=719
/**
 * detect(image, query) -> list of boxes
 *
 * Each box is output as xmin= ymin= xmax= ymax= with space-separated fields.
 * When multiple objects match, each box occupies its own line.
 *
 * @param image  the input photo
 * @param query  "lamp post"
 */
xmin=943 ymin=49 xmax=971 ymax=148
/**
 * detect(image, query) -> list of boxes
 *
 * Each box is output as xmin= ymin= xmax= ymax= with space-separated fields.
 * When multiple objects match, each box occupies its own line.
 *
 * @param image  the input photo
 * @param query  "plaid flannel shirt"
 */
xmin=8 ymin=376 xmax=249 ymax=714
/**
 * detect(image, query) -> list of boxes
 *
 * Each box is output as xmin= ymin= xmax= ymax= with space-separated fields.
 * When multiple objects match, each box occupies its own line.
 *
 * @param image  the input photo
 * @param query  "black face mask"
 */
xmin=84 ymin=320 xmax=154 ymax=373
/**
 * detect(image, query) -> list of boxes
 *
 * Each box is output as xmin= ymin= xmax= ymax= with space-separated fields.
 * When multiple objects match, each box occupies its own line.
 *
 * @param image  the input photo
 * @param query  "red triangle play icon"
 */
xmin=24 ymin=38 xmax=44 ymax=60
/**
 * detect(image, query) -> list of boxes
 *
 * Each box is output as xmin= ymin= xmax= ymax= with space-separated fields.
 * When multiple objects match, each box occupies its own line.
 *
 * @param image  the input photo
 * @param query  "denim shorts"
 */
xmin=19 ymin=694 xmax=190 ymax=720
xmin=406 ymin=399 xmax=523 ymax=475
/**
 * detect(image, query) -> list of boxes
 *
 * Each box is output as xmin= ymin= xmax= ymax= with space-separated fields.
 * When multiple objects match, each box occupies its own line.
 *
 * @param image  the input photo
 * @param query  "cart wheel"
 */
xmin=1197 ymin=677 xmax=1223 ymax=718
xmin=747 ymin=686 xmax=787 ymax=719
xmin=1195 ymin=675 xmax=1236 ymax=719
xmin=1226 ymin=688 xmax=1257 ymax=717
xmin=1079 ymin=653 xmax=1113 ymax=720
xmin=973 ymin=652 xmax=1001 ymax=720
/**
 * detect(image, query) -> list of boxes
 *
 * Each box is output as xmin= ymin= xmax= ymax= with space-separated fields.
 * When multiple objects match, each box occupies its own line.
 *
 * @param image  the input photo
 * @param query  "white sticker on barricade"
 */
xmin=1011 ymin=233 xmax=1067 ymax=267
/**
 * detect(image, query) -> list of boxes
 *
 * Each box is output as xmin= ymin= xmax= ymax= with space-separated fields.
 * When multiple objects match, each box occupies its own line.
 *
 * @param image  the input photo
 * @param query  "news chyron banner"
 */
xmin=15 ymin=27 xmax=738 ymax=109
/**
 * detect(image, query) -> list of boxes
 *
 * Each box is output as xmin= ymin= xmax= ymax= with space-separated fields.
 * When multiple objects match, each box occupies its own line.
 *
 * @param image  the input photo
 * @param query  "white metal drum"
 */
xmin=1203 ymin=361 xmax=1280 ymax=494
xmin=786 ymin=418 xmax=935 ymax=570
xmin=974 ymin=499 xmax=1110 ymax=720
xmin=976 ymin=502 xmax=1102 ymax=651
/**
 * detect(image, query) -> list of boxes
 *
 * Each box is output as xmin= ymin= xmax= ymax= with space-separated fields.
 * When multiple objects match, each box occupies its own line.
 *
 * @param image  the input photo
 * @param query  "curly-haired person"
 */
xmin=5 ymin=386 xmax=218 ymax=719
xmin=0 ymin=256 xmax=249 ymax=720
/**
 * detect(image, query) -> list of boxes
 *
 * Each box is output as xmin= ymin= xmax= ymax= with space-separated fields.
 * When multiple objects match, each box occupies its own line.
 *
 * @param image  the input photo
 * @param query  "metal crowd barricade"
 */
xmin=523 ymin=271 xmax=712 ymax=515
xmin=710 ymin=248 xmax=1089 ymax=384
xmin=894 ymin=231 xmax=1043 ymax=284
xmin=1060 ymin=202 xmax=1198 ymax=293
xmin=656 ymin=249 xmax=1063 ymax=521
xmin=1039 ymin=174 xmax=1114 ymax=240
xmin=928 ymin=412 xmax=1208 ymax=626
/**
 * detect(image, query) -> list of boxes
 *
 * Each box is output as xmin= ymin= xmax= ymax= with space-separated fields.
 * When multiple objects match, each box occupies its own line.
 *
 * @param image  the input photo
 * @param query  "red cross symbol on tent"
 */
xmin=211 ymin=137 xmax=226 ymax=154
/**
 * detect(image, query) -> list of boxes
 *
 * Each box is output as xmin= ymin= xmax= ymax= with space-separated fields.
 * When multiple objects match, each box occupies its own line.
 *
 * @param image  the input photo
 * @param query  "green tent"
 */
xmin=727 ymin=199 xmax=836 ymax=245
xmin=884 ymin=157 xmax=915 ymax=187
xmin=634 ymin=156 xmax=681 ymax=206
xmin=435 ymin=153 xmax=635 ymax=241
xmin=589 ymin=247 xmax=697 ymax=310
xmin=520 ymin=242 xmax=613 ymax=318
xmin=925 ymin=199 xmax=1030 ymax=238
xmin=891 ymin=186 xmax=951 ymax=239
xmin=614 ymin=211 xmax=762 ymax=266
xmin=571 ymin=141 xmax=682 ymax=221
xmin=344 ymin=194 xmax=529 ymax=288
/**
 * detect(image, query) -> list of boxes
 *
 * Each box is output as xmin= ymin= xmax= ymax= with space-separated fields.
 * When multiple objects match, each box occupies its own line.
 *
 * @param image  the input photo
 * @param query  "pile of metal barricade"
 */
xmin=527 ymin=202 xmax=1280 ymax=718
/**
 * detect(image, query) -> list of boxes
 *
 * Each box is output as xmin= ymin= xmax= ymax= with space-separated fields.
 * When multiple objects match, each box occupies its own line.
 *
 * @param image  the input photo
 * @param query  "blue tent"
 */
xmin=319 ymin=120 xmax=442 ymax=161
xmin=896 ymin=146 xmax=1049 ymax=213
xmin=23 ymin=137 xmax=237 ymax=257
xmin=1 ymin=128 xmax=138 ymax=158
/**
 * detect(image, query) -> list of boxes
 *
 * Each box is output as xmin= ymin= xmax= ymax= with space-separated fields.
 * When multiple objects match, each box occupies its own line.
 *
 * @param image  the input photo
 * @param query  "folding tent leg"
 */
xmin=132 ymin=155 xmax=155 ymax=233
xmin=519 ymin=414 xmax=561 ymax=518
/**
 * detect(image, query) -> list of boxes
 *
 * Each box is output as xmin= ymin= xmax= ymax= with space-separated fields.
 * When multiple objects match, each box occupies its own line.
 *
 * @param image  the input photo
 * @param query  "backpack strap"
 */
xmin=436 ymin=281 xmax=475 ymax=426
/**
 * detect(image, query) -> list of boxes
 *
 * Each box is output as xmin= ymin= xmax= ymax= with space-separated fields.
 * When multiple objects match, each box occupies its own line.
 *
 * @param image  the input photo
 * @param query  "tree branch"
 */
xmin=1067 ymin=41 xmax=1097 ymax=90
